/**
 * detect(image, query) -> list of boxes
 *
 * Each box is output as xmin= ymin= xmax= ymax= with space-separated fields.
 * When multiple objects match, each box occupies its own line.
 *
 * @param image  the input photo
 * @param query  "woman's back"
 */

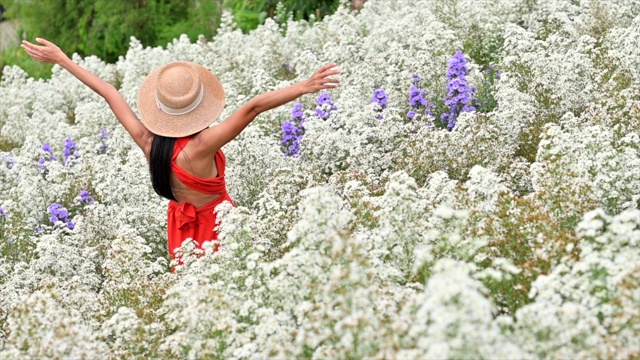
xmin=170 ymin=134 xmax=224 ymax=208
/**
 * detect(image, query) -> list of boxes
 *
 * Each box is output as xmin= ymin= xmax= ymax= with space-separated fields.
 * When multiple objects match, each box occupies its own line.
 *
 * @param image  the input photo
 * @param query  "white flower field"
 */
xmin=0 ymin=0 xmax=639 ymax=358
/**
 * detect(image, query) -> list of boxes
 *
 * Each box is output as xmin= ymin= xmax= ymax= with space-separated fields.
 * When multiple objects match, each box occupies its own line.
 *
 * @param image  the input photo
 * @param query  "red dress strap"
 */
xmin=171 ymin=136 xmax=227 ymax=195
xmin=172 ymin=136 xmax=192 ymax=161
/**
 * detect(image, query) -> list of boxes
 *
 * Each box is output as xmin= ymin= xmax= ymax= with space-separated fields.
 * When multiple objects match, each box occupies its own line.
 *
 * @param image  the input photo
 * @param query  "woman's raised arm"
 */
xmin=21 ymin=38 xmax=153 ymax=154
xmin=197 ymin=63 xmax=340 ymax=152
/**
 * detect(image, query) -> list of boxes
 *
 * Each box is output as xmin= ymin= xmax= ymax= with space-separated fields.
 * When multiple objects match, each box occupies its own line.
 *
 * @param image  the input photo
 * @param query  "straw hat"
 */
xmin=137 ymin=61 xmax=225 ymax=137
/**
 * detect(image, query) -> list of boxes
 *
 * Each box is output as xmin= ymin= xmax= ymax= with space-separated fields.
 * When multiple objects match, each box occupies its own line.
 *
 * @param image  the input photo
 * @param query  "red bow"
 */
xmin=174 ymin=202 xmax=197 ymax=230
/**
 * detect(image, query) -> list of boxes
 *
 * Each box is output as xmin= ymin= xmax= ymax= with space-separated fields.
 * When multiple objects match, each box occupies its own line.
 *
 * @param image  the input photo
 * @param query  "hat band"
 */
xmin=155 ymin=84 xmax=204 ymax=116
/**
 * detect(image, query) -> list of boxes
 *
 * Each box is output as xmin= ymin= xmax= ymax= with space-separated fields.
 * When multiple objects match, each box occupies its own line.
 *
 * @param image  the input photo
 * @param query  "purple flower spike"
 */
xmin=407 ymin=74 xmax=434 ymax=121
xmin=315 ymin=92 xmax=338 ymax=120
xmin=63 ymin=138 xmax=79 ymax=164
xmin=441 ymin=50 xmax=477 ymax=130
xmin=0 ymin=206 xmax=6 ymax=219
xmin=281 ymin=103 xmax=306 ymax=157
xmin=39 ymin=142 xmax=59 ymax=173
xmin=371 ymin=88 xmax=388 ymax=120
xmin=98 ymin=129 xmax=109 ymax=153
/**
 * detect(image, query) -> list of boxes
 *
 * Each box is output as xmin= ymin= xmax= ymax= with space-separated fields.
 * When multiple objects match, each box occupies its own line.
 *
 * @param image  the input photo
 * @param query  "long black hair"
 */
xmin=149 ymin=135 xmax=177 ymax=201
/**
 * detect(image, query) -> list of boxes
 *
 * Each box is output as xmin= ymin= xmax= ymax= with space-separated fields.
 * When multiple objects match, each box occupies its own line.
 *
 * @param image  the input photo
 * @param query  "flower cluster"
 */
xmin=38 ymin=142 xmax=58 ymax=173
xmin=371 ymin=88 xmax=388 ymax=120
xmin=441 ymin=50 xmax=477 ymax=130
xmin=78 ymin=189 xmax=94 ymax=204
xmin=63 ymin=138 xmax=80 ymax=164
xmin=314 ymin=92 xmax=337 ymax=120
xmin=280 ymin=102 xmax=305 ymax=157
xmin=97 ymin=129 xmax=108 ymax=154
xmin=47 ymin=203 xmax=74 ymax=230
xmin=407 ymin=73 xmax=436 ymax=123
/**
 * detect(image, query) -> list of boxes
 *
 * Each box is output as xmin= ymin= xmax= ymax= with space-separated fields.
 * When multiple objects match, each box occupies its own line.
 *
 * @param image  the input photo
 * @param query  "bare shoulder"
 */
xmin=191 ymin=129 xmax=220 ymax=157
xmin=193 ymin=125 xmax=222 ymax=154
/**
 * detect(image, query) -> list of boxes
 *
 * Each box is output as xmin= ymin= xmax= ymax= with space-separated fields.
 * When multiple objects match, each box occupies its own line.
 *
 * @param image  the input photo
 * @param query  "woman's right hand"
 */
xmin=22 ymin=37 xmax=153 ymax=156
xmin=21 ymin=38 xmax=68 ymax=65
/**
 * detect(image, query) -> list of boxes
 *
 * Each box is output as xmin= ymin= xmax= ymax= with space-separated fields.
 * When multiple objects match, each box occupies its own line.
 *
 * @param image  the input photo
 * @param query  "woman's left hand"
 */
xmin=300 ymin=63 xmax=340 ymax=94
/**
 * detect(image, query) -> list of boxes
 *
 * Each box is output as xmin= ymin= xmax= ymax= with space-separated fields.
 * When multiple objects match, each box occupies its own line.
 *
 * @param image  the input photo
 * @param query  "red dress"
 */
xmin=167 ymin=136 xmax=234 ymax=260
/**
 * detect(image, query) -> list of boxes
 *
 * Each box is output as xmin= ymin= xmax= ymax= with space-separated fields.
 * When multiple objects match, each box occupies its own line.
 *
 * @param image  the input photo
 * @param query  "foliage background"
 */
xmin=0 ymin=0 xmax=341 ymax=78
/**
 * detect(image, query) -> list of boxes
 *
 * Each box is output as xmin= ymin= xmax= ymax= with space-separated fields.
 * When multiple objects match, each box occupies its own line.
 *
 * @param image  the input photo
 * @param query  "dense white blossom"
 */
xmin=1 ymin=0 xmax=639 ymax=358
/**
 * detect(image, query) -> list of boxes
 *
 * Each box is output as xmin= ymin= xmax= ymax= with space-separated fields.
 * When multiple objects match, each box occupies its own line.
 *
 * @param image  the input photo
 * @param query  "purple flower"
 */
xmin=0 ymin=206 xmax=6 ymax=219
xmin=42 ymin=143 xmax=53 ymax=154
xmin=316 ymin=93 xmax=333 ymax=106
xmin=98 ymin=129 xmax=109 ymax=153
xmin=315 ymin=92 xmax=338 ymax=120
xmin=291 ymin=103 xmax=304 ymax=119
xmin=63 ymin=138 xmax=79 ymax=164
xmin=441 ymin=50 xmax=477 ymax=130
xmin=407 ymin=74 xmax=434 ymax=121
xmin=409 ymin=94 xmax=428 ymax=107
xmin=280 ymin=121 xmax=304 ymax=157
xmin=371 ymin=89 xmax=388 ymax=106
xmin=39 ymin=142 xmax=58 ymax=173
xmin=409 ymin=85 xmax=422 ymax=98
xmin=1 ymin=153 xmax=15 ymax=169
xmin=281 ymin=103 xmax=306 ymax=157
xmin=37 ymin=158 xmax=46 ymax=172
xmin=371 ymin=88 xmax=388 ymax=120
xmin=47 ymin=203 xmax=74 ymax=230
xmin=79 ymin=189 xmax=94 ymax=204
xmin=42 ymin=142 xmax=58 ymax=160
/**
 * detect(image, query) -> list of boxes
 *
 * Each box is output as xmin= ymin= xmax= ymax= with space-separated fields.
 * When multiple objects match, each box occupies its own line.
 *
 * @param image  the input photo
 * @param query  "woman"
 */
xmin=21 ymin=37 xmax=339 ymax=261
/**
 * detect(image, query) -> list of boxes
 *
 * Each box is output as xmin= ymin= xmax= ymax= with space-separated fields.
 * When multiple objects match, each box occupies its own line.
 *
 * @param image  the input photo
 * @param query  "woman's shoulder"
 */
xmin=188 ymin=131 xmax=221 ymax=158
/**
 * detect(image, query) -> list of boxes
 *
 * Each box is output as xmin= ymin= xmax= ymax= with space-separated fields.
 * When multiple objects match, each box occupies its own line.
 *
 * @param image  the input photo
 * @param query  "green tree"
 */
xmin=3 ymin=0 xmax=205 ymax=63
xmin=1 ymin=0 xmax=343 ymax=78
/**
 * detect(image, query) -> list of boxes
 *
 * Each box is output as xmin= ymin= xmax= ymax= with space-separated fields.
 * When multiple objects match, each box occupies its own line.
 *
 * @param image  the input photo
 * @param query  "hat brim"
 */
xmin=137 ymin=62 xmax=225 ymax=137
